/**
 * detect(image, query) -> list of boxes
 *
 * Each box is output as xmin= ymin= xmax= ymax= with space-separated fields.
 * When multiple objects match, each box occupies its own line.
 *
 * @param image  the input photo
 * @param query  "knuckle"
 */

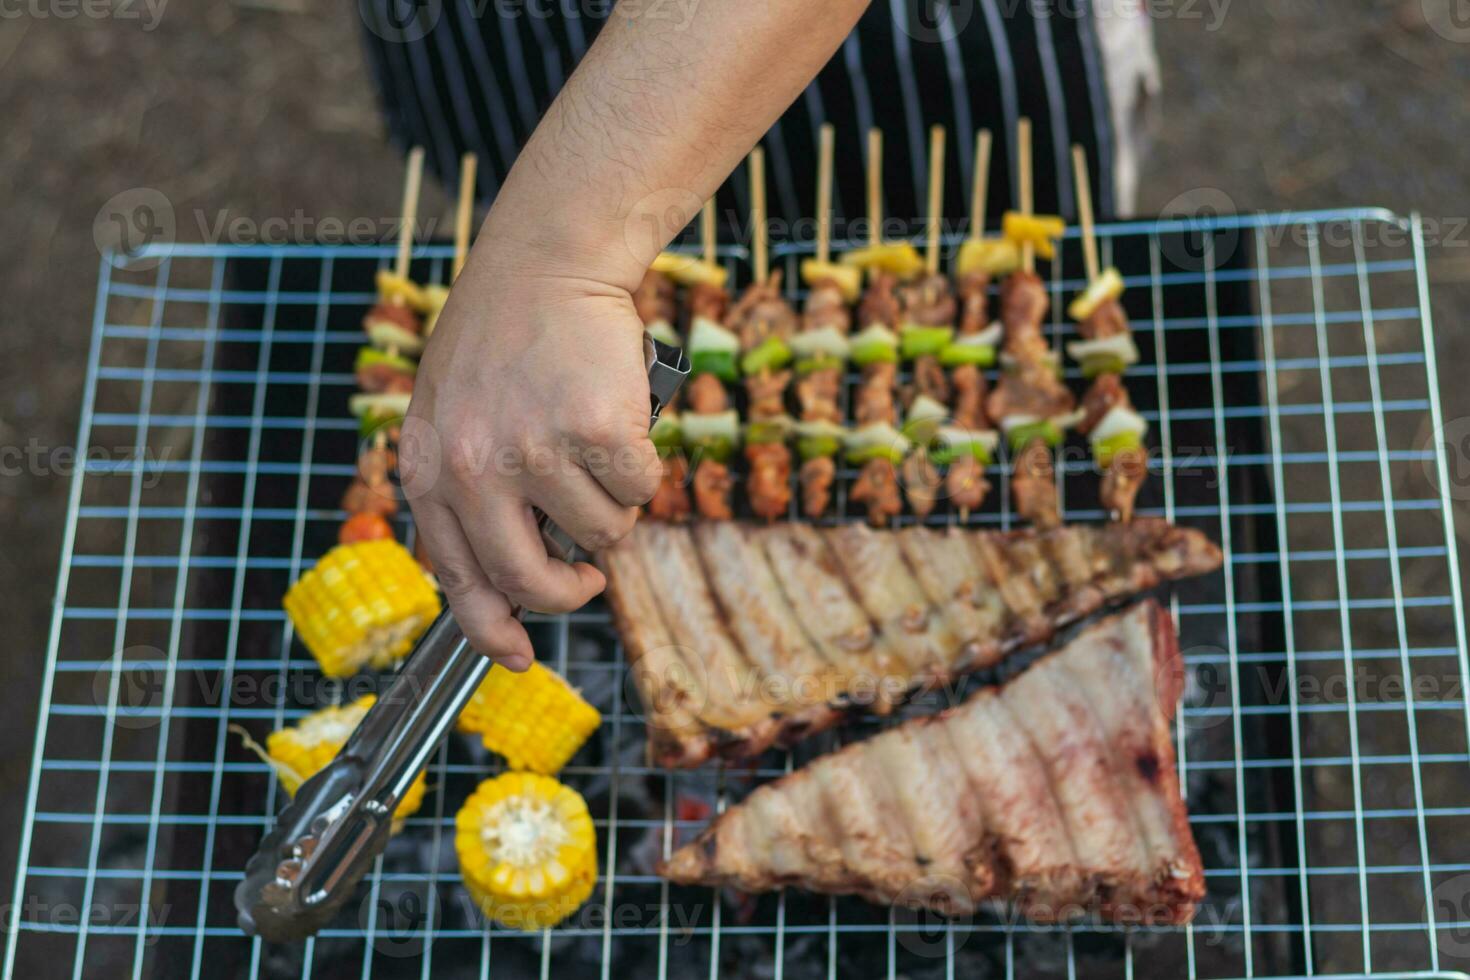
xmin=580 ymin=513 xmax=635 ymax=553
xmin=486 ymin=564 xmax=540 ymax=600
xmin=433 ymin=560 xmax=481 ymax=601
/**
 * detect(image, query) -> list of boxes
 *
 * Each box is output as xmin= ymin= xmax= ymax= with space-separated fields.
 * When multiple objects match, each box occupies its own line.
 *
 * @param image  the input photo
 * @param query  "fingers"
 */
xmin=530 ymin=467 xmax=639 ymax=554
xmin=411 ymin=499 xmax=535 ymax=670
xmin=463 ymin=494 xmax=606 ymax=613
xmin=584 ymin=432 xmax=663 ymax=508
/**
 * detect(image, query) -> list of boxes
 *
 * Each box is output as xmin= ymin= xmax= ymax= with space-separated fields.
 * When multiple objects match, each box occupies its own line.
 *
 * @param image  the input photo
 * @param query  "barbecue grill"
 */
xmin=7 ymin=207 xmax=1468 ymax=979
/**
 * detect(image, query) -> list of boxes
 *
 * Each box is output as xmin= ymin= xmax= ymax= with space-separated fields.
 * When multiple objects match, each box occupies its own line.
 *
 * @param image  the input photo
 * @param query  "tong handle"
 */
xmin=298 ymin=336 xmax=689 ymax=904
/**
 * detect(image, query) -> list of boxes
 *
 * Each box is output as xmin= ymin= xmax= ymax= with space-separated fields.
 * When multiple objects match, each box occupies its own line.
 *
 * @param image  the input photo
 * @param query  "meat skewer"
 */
xmin=730 ymin=148 xmax=797 ymax=521
xmin=659 ymin=199 xmax=740 ymax=521
xmin=656 ymin=601 xmax=1206 ymax=925
xmin=598 ymin=519 xmax=1223 ymax=767
xmin=846 ymin=128 xmax=912 ymax=526
xmin=645 ymin=201 xmax=734 ymax=523
xmin=792 ymin=124 xmax=857 ymax=519
xmin=984 ymin=119 xmax=1074 ymax=528
xmin=1069 ymin=145 xmax=1149 ymax=522
xmin=344 ymin=149 xmax=438 ymax=526
xmin=935 ymin=128 xmax=1005 ymax=520
xmin=895 ymin=125 xmax=955 ymax=522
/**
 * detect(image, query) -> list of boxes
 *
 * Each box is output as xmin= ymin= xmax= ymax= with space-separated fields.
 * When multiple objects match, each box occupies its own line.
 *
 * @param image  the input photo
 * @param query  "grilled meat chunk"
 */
xmin=1078 ymin=371 xmax=1128 ymax=437
xmin=1012 ymin=436 xmax=1061 ymax=529
xmin=799 ymin=454 xmax=836 ymax=519
xmin=950 ymin=363 xmax=988 ymax=430
xmin=686 ymin=372 xmax=729 ymax=415
xmin=795 ymin=367 xmax=843 ymax=425
xmin=726 ymin=270 xmax=797 ymax=349
xmin=985 ymin=360 xmax=1075 ymax=424
xmin=598 ymin=519 xmax=1222 ymax=767
xmin=957 ymin=270 xmax=991 ymax=334
xmin=691 ymin=459 xmax=734 ymax=521
xmin=803 ymin=279 xmax=853 ymax=333
xmin=851 ymin=457 xmax=902 ymax=527
xmin=945 ymin=454 xmax=990 ymax=514
xmin=659 ymin=601 xmax=1205 ymax=926
xmin=1102 ymin=443 xmax=1148 ymax=523
xmin=858 ymin=272 xmax=902 ymax=328
xmin=1078 ymin=296 xmax=1130 ymax=341
xmin=745 ymin=442 xmax=792 ymax=521
xmin=898 ymin=272 xmax=957 ymax=327
xmin=688 ymin=282 xmax=728 ymax=322
xmin=647 ymin=455 xmax=691 ymax=523
xmin=901 ymin=449 xmax=942 ymax=521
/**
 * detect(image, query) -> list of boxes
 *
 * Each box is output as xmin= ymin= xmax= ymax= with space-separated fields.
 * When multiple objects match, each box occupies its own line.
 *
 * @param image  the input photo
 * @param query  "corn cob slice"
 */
xmin=456 ymin=662 xmax=601 ymax=775
xmin=283 ymin=539 xmax=441 ymax=677
xmin=265 ymin=695 xmax=427 ymax=833
xmin=456 ymin=772 xmax=597 ymax=931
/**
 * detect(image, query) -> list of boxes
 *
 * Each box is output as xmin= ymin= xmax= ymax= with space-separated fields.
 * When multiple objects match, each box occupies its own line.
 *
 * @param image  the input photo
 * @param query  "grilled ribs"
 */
xmin=598 ymin=518 xmax=1221 ymax=768
xmin=659 ymin=600 xmax=1205 ymax=926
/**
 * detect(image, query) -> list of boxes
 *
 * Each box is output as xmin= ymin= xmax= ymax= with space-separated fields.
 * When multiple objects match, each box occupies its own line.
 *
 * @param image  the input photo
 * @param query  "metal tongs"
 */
xmin=235 ymin=335 xmax=689 ymax=943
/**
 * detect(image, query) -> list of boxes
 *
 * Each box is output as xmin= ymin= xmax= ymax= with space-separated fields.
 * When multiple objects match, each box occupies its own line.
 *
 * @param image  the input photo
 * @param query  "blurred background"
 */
xmin=3 ymin=0 xmax=1470 ymax=968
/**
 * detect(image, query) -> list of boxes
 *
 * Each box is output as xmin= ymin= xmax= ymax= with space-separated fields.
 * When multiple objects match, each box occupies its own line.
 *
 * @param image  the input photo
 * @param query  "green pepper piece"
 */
xmin=1006 ymin=420 xmax=1063 ymax=452
xmin=851 ymin=340 xmax=899 ymax=367
xmin=900 ymin=325 xmax=954 ymax=360
xmin=845 ymin=444 xmax=905 ymax=465
xmin=740 ymin=337 xmax=793 ymax=376
xmin=690 ymin=349 xmax=739 ymax=382
xmin=1095 ymin=430 xmax=1144 ymax=468
xmin=796 ymin=354 xmax=845 ymax=376
xmin=1081 ymin=354 xmax=1128 ymax=379
xmin=937 ymin=343 xmax=996 ymax=368
xmin=797 ymin=435 xmax=841 ymax=460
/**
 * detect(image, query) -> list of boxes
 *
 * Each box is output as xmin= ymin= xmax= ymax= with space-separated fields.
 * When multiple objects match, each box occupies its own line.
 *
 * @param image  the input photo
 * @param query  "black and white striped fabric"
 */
xmin=359 ymin=0 xmax=1158 ymax=234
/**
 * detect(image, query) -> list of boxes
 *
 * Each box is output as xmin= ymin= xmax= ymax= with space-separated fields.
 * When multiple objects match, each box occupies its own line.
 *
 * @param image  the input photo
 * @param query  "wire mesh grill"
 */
xmin=6 ymin=209 xmax=1468 ymax=979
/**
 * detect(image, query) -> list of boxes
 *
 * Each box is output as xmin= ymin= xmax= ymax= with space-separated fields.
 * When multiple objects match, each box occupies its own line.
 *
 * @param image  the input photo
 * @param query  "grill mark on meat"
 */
xmin=824 ymin=523 xmax=958 ymax=677
xmin=970 ymin=532 xmax=1048 ymax=642
xmin=894 ymin=527 xmax=985 ymax=667
xmin=634 ymin=523 xmax=770 ymax=734
xmin=944 ymin=693 xmax=1083 ymax=914
xmin=1003 ymin=657 xmax=1152 ymax=899
xmin=601 ymin=520 xmax=1223 ymax=766
xmin=659 ymin=603 xmax=1204 ymax=925
xmin=755 ymin=524 xmax=904 ymax=701
xmin=879 ymin=723 xmax=995 ymax=912
xmin=596 ymin=535 xmax=710 ymax=766
xmin=690 ymin=523 xmax=838 ymax=707
xmin=1058 ymin=605 xmax=1203 ymax=913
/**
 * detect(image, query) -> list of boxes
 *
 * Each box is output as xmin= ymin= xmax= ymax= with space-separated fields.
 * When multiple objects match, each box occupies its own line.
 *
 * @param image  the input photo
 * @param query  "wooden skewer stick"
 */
xmin=750 ymin=147 xmax=768 ymax=285
xmin=1072 ymin=144 xmax=1100 ymax=284
xmin=969 ymin=129 xmax=993 ymax=242
xmin=701 ymin=197 xmax=717 ymax=266
xmin=395 ymin=146 xmax=425 ymax=281
xmin=452 ymin=153 xmax=477 ymax=282
xmin=925 ymin=125 xmax=946 ymax=276
xmin=867 ymin=128 xmax=883 ymax=248
xmin=816 ymin=123 xmax=835 ymax=265
xmin=1017 ymin=119 xmax=1034 ymax=274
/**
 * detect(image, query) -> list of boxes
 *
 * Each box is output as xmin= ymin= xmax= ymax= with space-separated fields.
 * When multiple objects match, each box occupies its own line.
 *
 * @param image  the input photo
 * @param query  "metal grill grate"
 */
xmin=7 ymin=209 xmax=1468 ymax=979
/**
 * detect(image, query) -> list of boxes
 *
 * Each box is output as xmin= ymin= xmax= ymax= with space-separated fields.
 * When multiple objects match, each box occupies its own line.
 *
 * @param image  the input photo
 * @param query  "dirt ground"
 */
xmin=2 ymin=0 xmax=1469 ymax=973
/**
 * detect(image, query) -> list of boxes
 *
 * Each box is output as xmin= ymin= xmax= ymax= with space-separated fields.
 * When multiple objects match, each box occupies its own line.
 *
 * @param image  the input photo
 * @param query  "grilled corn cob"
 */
xmin=456 ymin=662 xmax=601 ymax=774
xmin=265 ymin=695 xmax=427 ymax=832
xmin=283 ymin=539 xmax=441 ymax=677
xmin=456 ymin=772 xmax=597 ymax=931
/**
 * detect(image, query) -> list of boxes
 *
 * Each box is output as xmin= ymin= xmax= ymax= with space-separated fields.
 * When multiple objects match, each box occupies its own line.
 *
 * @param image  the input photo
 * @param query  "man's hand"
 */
xmin=400 ymin=262 xmax=660 ymax=671
xmin=402 ymin=0 xmax=870 ymax=669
